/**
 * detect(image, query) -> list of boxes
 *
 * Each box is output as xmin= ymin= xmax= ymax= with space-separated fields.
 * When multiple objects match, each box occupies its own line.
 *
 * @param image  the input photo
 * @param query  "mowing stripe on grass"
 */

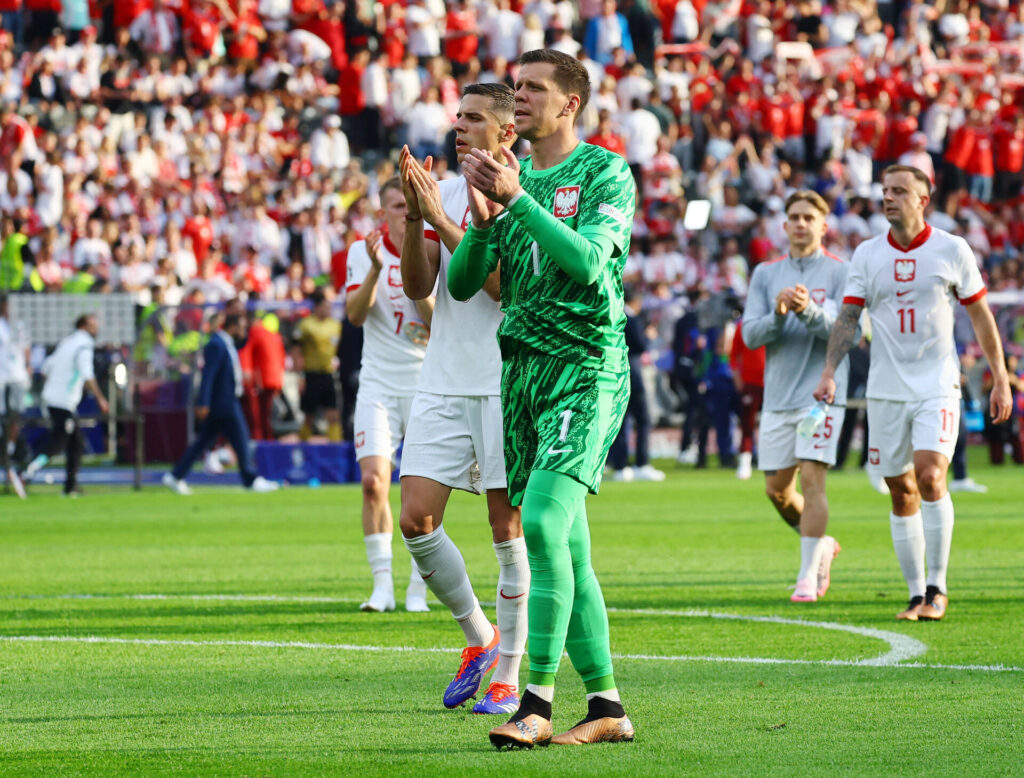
xmin=1 ymin=634 xmax=1020 ymax=673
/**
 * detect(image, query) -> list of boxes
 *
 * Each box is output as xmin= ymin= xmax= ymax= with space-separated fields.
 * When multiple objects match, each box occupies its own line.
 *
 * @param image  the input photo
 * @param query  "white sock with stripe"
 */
xmin=491 ymin=537 xmax=529 ymax=688
xmin=403 ymin=526 xmax=493 ymax=646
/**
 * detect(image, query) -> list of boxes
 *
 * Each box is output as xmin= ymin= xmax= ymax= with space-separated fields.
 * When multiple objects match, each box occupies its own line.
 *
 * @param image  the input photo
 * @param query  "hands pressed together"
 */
xmin=775 ymin=284 xmax=810 ymax=315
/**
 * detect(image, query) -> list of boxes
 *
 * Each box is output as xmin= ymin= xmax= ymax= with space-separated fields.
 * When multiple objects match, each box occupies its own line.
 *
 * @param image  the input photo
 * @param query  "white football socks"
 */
xmin=890 ymin=511 xmax=926 ymax=599
xmin=491 ymin=537 xmax=529 ymax=688
xmin=403 ymin=526 xmax=493 ymax=646
xmin=363 ymin=532 xmax=393 ymax=594
xmin=921 ymin=494 xmax=955 ymax=594
xmin=797 ymin=536 xmax=825 ymax=584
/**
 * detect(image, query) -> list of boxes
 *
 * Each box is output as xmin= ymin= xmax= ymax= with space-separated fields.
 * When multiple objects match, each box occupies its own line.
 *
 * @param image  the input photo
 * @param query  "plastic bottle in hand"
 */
xmin=798 ymin=401 xmax=828 ymax=439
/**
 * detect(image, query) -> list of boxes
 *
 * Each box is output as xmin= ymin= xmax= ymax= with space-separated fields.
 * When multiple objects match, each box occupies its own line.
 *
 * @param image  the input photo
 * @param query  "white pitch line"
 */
xmin=1 ymin=634 xmax=1020 ymax=673
xmin=606 ymin=607 xmax=927 ymax=666
xmin=7 ymin=593 xmax=1021 ymax=673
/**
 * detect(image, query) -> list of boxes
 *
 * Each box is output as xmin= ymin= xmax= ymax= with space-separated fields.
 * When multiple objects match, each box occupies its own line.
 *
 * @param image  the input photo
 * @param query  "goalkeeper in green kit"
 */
xmin=448 ymin=49 xmax=636 ymax=750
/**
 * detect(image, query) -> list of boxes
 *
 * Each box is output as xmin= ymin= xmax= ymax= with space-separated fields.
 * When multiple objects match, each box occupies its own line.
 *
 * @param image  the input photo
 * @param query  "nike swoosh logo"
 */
xmin=422 ymin=570 xmax=437 ymax=580
xmin=896 ymin=290 xmax=911 ymax=297
xmin=547 ymin=446 xmax=571 ymax=455
xmin=499 ymin=589 xmax=526 ymax=600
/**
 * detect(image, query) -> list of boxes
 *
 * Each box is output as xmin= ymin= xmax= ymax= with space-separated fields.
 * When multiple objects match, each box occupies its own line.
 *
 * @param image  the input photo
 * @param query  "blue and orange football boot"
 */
xmin=443 ymin=625 xmax=500 ymax=709
xmin=472 ymin=682 xmax=520 ymax=715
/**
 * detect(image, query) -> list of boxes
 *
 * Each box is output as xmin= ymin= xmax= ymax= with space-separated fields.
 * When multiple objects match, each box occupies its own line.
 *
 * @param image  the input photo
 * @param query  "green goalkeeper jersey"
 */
xmin=450 ymin=142 xmax=637 ymax=374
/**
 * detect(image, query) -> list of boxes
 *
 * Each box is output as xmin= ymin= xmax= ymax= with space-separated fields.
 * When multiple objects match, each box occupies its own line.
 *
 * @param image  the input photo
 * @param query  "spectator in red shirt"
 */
xmin=966 ymin=114 xmax=996 ymax=203
xmin=944 ymin=114 xmax=976 ymax=193
xmin=444 ymin=0 xmax=478 ymax=76
xmin=587 ymin=109 xmax=627 ymax=157
xmin=995 ymin=115 xmax=1024 ymax=201
xmin=183 ymin=200 xmax=215 ymax=264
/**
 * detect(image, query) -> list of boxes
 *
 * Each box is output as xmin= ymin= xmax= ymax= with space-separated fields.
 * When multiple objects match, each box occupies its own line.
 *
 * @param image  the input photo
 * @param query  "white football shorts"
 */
xmin=866 ymin=396 xmax=959 ymax=477
xmin=758 ymin=405 xmax=846 ymax=471
xmin=353 ymin=389 xmax=415 ymax=465
xmin=399 ymin=392 xmax=507 ymax=494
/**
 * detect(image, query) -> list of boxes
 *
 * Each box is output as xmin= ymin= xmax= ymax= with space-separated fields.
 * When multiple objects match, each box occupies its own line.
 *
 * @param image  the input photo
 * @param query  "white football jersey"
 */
xmin=346 ymin=235 xmax=427 ymax=396
xmin=843 ymin=224 xmax=985 ymax=401
xmin=418 ymin=176 xmax=503 ymax=396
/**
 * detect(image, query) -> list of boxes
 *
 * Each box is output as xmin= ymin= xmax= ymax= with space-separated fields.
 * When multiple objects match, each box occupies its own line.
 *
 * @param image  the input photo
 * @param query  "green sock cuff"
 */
xmin=583 ymin=674 xmax=616 ymax=694
xmin=528 ymin=670 xmax=557 ymax=687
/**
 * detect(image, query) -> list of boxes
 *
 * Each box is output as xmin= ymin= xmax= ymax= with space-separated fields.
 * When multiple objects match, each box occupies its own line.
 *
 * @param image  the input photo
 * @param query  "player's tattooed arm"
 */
xmin=824 ymin=302 xmax=861 ymax=371
xmin=814 ymin=302 xmax=861 ymax=403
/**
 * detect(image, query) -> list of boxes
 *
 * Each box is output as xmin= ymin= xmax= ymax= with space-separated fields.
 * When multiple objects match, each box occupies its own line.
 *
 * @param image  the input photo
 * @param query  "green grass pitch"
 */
xmin=1 ymin=456 xmax=1022 ymax=776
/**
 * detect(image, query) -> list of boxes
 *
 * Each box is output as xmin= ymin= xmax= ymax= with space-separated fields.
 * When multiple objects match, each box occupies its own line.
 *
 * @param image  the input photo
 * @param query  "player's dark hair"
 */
xmin=518 ymin=49 xmax=591 ymax=119
xmin=784 ymin=190 xmax=829 ymax=217
xmin=379 ymin=175 xmax=403 ymax=203
xmin=223 ymin=314 xmax=244 ymax=332
xmin=882 ymin=164 xmax=933 ymax=197
xmin=310 ymin=288 xmax=326 ymax=307
xmin=462 ymin=82 xmax=515 ymax=126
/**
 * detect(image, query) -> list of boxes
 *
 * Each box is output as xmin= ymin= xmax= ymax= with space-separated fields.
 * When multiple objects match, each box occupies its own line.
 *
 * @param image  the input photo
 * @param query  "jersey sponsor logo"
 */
xmin=894 ymin=258 xmax=916 ymax=282
xmin=388 ymin=265 xmax=403 ymax=287
xmin=499 ymin=589 xmax=526 ymax=600
xmin=422 ymin=569 xmax=437 ymax=580
xmin=553 ymin=186 xmax=580 ymax=219
xmin=811 ymin=288 xmax=826 ymax=305
xmin=598 ymin=202 xmax=627 ymax=225
xmin=546 ymin=444 xmax=572 ymax=455
xmin=896 ymin=289 xmax=912 ymax=298
xmin=868 ymin=447 xmax=880 ymax=465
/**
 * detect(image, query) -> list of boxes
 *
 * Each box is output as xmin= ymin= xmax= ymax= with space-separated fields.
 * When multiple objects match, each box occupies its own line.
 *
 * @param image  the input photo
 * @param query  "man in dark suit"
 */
xmin=163 ymin=313 xmax=279 ymax=494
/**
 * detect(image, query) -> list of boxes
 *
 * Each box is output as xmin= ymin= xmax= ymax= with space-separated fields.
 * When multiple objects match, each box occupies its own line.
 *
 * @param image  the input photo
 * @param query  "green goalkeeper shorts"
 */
xmin=501 ymin=345 xmax=630 ymax=507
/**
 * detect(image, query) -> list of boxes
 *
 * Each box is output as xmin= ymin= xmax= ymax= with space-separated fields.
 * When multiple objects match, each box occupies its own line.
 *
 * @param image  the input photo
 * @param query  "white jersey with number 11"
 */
xmin=843 ymin=224 xmax=985 ymax=402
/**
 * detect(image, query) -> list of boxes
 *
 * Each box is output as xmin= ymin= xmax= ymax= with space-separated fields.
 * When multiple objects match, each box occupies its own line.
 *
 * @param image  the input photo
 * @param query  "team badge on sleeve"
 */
xmin=553 ymin=186 xmax=580 ymax=218
xmin=894 ymin=259 xmax=916 ymax=282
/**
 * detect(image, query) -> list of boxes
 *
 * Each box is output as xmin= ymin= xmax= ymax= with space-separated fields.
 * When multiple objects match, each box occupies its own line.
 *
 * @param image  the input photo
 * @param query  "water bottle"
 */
xmin=798 ymin=401 xmax=828 ymax=439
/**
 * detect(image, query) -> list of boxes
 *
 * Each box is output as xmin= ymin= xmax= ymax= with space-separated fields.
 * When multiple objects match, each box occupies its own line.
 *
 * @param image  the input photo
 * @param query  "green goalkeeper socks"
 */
xmin=521 ymin=469 xmax=615 ymax=690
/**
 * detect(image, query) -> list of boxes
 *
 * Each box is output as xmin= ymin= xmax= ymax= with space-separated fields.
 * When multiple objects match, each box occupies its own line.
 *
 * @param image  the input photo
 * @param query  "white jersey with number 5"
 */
xmin=843 ymin=224 xmax=985 ymax=401
xmin=419 ymin=176 xmax=503 ymax=396
xmin=346 ymin=235 xmax=427 ymax=396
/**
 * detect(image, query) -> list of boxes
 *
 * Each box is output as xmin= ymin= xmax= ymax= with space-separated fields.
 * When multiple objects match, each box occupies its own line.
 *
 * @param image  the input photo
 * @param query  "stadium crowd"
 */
xmin=0 ymin=0 xmax=1023 ymax=457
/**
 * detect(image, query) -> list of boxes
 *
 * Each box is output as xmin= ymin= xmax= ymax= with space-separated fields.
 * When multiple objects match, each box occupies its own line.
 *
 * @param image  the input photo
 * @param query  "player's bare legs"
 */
xmin=887 ymin=450 xmax=953 ymax=620
xmin=360 ymin=455 xmax=397 ymax=612
xmin=764 ymin=466 xmax=802 ymax=530
xmin=766 ymin=462 xmax=838 ymax=601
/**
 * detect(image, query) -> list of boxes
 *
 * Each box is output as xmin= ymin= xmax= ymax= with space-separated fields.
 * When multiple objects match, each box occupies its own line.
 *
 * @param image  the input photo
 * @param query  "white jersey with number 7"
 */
xmin=346 ymin=235 xmax=428 ymax=396
xmin=842 ymin=224 xmax=986 ymax=402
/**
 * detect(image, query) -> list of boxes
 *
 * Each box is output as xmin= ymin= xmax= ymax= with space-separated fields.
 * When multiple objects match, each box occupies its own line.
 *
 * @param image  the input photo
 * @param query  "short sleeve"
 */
xmin=576 ymin=152 xmax=637 ymax=257
xmin=842 ymin=243 xmax=868 ymax=307
xmin=953 ymin=236 xmax=986 ymax=305
xmin=346 ymin=241 xmax=371 ymax=294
